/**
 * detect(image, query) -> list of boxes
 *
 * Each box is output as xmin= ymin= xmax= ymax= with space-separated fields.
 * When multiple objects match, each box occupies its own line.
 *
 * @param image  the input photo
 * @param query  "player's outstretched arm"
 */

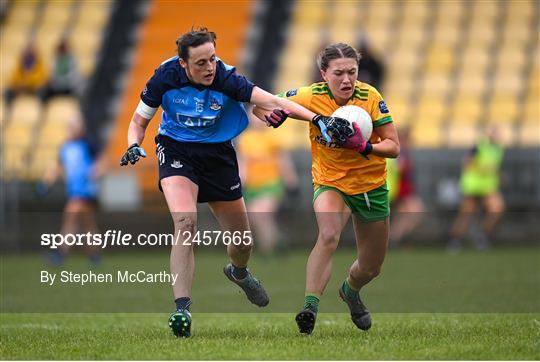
xmin=250 ymin=87 xmax=316 ymax=122
xmin=250 ymin=87 xmax=349 ymax=143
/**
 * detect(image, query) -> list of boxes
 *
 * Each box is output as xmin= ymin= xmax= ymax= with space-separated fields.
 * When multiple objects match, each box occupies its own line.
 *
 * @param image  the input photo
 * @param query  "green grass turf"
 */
xmin=1 ymin=313 xmax=539 ymax=360
xmin=1 ymin=248 xmax=538 ymax=313
xmin=1 ymin=248 xmax=539 ymax=359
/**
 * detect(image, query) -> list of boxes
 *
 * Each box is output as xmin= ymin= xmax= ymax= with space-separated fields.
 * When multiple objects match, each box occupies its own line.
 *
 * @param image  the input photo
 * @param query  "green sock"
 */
xmin=342 ymin=280 xmax=359 ymax=301
xmin=303 ymin=294 xmax=320 ymax=313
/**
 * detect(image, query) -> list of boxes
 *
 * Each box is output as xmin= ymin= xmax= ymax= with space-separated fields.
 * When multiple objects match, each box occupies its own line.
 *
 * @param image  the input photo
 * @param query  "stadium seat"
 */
xmin=491 ymin=72 xmax=524 ymax=96
xmin=460 ymin=47 xmax=490 ymax=71
xmin=432 ymin=25 xmax=460 ymax=48
xmin=454 ymin=72 xmax=487 ymax=97
xmin=447 ymin=123 xmax=478 ymax=147
xmin=518 ymin=121 xmax=540 ymax=146
xmin=385 ymin=96 xmax=410 ymax=126
xmin=435 ymin=0 xmax=463 ymax=21
xmin=2 ymin=0 xmax=112 ymax=181
xmin=417 ymin=95 xmax=446 ymax=125
xmin=467 ymin=23 xmax=497 ymax=46
xmin=411 ymin=121 xmax=442 ymax=148
xmin=402 ymin=2 xmax=429 ymax=23
xmin=450 ymin=95 xmax=482 ymax=125
xmin=421 ymin=74 xmax=451 ymax=98
xmin=42 ymin=97 xmax=80 ymax=126
xmin=39 ymin=123 xmax=69 ymax=146
xmin=387 ymin=50 xmax=420 ymax=74
xmin=295 ymin=2 xmax=325 ymax=24
xmin=425 ymin=46 xmax=454 ymax=74
xmin=67 ymin=1 xmax=112 ymax=76
xmin=396 ymin=26 xmax=426 ymax=48
xmin=487 ymin=95 xmax=519 ymax=124
xmin=35 ymin=2 xmax=80 ymax=63
xmin=523 ymin=96 xmax=539 ymax=124
xmin=271 ymin=0 xmax=537 ymax=149
xmin=8 ymin=96 xmax=42 ymax=126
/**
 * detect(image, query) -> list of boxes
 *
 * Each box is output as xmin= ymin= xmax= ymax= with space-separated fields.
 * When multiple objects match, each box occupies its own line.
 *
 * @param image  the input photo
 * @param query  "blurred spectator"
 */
xmin=4 ymin=39 xmax=47 ymax=118
xmin=38 ymin=116 xmax=107 ymax=265
xmin=448 ymin=126 xmax=505 ymax=251
xmin=0 ymin=0 xmax=9 ymax=25
xmin=237 ymin=109 xmax=299 ymax=255
xmin=356 ymin=37 xmax=385 ymax=90
xmin=388 ymin=126 xmax=425 ymax=248
xmin=39 ymin=38 xmax=82 ymax=103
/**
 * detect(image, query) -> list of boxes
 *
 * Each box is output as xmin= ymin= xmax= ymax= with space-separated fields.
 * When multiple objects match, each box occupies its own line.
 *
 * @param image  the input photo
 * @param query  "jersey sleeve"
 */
xmin=368 ymin=87 xmax=393 ymax=127
xmin=213 ymin=61 xmax=255 ymax=102
xmin=140 ymin=66 xmax=166 ymax=108
xmin=277 ymin=86 xmax=312 ymax=108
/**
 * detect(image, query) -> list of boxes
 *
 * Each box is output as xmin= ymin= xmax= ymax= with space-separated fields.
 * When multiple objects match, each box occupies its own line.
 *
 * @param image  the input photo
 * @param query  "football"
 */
xmin=331 ymin=105 xmax=373 ymax=141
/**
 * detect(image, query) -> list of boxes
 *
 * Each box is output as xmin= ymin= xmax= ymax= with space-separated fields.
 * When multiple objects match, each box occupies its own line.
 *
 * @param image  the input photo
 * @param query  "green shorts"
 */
xmin=313 ymin=183 xmax=390 ymax=222
xmin=244 ymin=181 xmax=283 ymax=204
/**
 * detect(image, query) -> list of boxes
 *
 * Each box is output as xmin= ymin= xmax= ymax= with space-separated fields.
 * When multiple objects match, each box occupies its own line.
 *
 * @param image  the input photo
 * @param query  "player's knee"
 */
xmin=317 ymin=228 xmax=340 ymax=249
xmin=354 ymin=265 xmax=381 ymax=281
xmin=174 ymin=215 xmax=196 ymax=233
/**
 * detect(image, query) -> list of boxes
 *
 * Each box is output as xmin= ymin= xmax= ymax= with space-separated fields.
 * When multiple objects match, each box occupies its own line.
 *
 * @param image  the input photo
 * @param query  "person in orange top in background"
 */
xmin=4 ymin=39 xmax=47 ymax=121
xmin=255 ymin=43 xmax=399 ymax=335
xmin=237 ymin=107 xmax=299 ymax=255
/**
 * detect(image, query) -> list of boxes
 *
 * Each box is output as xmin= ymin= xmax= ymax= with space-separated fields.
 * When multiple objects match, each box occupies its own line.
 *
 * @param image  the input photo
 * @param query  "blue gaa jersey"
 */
xmin=141 ymin=56 xmax=255 ymax=143
xmin=59 ymin=139 xmax=98 ymax=199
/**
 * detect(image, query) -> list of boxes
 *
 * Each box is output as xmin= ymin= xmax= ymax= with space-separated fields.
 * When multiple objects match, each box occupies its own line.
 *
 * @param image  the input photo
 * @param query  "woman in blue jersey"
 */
xmin=119 ymin=28 xmax=350 ymax=338
xmin=41 ymin=117 xmax=106 ymax=265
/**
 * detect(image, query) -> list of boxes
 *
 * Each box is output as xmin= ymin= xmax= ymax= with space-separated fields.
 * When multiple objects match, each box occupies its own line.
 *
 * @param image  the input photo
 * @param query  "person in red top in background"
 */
xmin=389 ymin=127 xmax=424 ymax=248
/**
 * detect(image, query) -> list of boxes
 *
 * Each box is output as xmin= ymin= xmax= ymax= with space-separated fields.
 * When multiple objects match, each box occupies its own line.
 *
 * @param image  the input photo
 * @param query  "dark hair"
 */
xmin=176 ymin=27 xmax=217 ymax=60
xmin=317 ymin=43 xmax=360 ymax=71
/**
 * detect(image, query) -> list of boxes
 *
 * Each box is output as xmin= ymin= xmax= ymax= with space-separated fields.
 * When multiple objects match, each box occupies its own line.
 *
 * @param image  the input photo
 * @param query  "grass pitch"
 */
xmin=1 ymin=248 xmax=539 ymax=359
xmin=1 ymin=313 xmax=539 ymax=360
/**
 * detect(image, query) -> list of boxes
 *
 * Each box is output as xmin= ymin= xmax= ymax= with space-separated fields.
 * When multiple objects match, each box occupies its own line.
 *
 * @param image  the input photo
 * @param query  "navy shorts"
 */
xmin=155 ymin=135 xmax=242 ymax=203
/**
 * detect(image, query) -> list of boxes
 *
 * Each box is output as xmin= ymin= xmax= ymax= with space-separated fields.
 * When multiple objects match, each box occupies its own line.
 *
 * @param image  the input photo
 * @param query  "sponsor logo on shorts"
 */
xmin=170 ymin=159 xmax=183 ymax=169
xmin=230 ymin=182 xmax=240 ymax=191
xmin=379 ymin=100 xmax=389 ymax=114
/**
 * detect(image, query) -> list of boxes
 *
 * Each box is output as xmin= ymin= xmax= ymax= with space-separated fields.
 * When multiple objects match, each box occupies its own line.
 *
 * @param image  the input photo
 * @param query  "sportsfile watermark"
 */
xmin=2 ymin=210 xmax=539 ymax=313
xmin=40 ymin=230 xmax=253 ymax=249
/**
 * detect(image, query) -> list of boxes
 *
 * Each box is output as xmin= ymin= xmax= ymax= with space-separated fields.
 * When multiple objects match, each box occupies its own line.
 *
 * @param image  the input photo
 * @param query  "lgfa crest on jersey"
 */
xmin=210 ymin=98 xmax=222 ymax=111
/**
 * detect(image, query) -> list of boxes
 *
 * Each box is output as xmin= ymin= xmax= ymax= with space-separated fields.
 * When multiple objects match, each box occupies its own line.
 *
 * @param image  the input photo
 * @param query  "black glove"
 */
xmin=312 ymin=115 xmax=353 ymax=146
xmin=120 ymin=143 xmax=147 ymax=166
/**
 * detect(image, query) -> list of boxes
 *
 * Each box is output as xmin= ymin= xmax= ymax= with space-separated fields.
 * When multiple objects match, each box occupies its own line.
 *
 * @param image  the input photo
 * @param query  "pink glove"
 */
xmin=344 ymin=123 xmax=368 ymax=152
xmin=265 ymin=109 xmax=291 ymax=128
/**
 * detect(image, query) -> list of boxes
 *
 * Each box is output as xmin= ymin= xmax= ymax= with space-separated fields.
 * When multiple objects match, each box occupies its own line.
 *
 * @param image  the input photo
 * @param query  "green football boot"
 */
xmin=168 ymin=309 xmax=192 ymax=338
